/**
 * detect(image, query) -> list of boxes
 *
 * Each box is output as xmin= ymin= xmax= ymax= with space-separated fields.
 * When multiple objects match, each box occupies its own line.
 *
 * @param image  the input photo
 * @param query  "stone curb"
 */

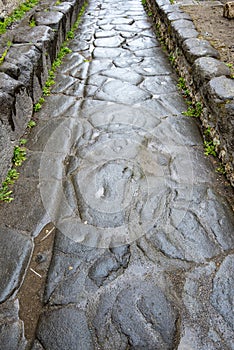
xmin=146 ymin=0 xmax=234 ymax=186
xmin=0 ymin=0 xmax=85 ymax=183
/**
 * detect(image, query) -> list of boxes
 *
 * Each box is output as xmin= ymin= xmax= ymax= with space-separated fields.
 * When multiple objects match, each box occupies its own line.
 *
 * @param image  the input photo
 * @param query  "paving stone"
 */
xmin=0 ymin=299 xmax=27 ymax=350
xmin=141 ymin=75 xmax=178 ymax=94
xmin=0 ymin=226 xmax=32 ymax=302
xmin=90 ymin=279 xmax=179 ymax=349
xmin=123 ymin=35 xmax=159 ymax=50
xmin=94 ymin=30 xmax=116 ymax=38
xmin=95 ymin=80 xmax=152 ymax=104
xmin=0 ymin=179 xmax=45 ymax=233
xmin=100 ymin=67 xmax=143 ymax=84
xmin=211 ymin=255 xmax=234 ymax=330
xmin=94 ymin=36 xmax=124 ymax=47
xmin=36 ymin=306 xmax=93 ymax=350
xmin=182 ymin=38 xmax=220 ymax=64
xmin=93 ymin=47 xmax=125 ymax=58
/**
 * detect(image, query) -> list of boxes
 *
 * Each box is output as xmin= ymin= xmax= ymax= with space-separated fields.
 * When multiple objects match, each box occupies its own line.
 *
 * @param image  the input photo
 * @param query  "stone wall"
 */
xmin=0 ymin=0 xmax=85 ymax=183
xmin=146 ymin=0 xmax=234 ymax=186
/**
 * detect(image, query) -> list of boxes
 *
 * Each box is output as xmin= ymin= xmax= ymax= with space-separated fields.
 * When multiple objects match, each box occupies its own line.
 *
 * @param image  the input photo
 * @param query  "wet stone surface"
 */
xmin=0 ymin=0 xmax=233 ymax=349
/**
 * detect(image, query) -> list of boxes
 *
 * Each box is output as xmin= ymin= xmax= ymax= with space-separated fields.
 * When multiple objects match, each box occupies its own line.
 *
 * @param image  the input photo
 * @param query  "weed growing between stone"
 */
xmin=0 ymin=169 xmax=19 ymax=202
xmin=182 ymin=102 xmax=202 ymax=118
xmin=0 ymin=0 xmax=39 ymax=34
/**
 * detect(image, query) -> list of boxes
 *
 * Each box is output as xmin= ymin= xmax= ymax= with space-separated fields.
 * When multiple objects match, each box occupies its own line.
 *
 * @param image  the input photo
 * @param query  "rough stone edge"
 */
xmin=146 ymin=0 xmax=234 ymax=186
xmin=0 ymin=0 xmax=85 ymax=183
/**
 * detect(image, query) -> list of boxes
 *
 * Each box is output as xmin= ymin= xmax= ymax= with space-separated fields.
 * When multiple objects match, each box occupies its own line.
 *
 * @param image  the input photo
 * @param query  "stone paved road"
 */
xmin=1 ymin=0 xmax=234 ymax=349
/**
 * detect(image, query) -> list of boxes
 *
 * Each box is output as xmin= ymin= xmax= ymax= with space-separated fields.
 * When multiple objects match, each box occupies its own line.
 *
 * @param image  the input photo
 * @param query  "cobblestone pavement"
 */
xmin=0 ymin=0 xmax=234 ymax=349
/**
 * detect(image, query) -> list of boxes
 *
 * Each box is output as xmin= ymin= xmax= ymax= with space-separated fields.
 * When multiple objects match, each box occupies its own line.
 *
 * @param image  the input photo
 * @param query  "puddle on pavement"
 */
xmin=18 ymin=222 xmax=55 ymax=348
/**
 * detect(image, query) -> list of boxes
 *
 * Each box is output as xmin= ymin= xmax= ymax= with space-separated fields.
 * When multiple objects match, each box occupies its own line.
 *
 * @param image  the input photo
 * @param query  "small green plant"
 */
xmin=27 ymin=120 xmax=36 ymax=128
xmin=12 ymin=145 xmax=27 ymax=166
xmin=67 ymin=30 xmax=75 ymax=39
xmin=204 ymin=126 xmax=211 ymax=136
xmin=42 ymin=86 xmax=51 ymax=96
xmin=0 ymin=169 xmax=20 ymax=202
xmin=226 ymin=63 xmax=233 ymax=69
xmin=177 ymin=77 xmax=190 ymax=97
xmin=216 ymin=165 xmax=226 ymax=175
xmin=169 ymin=52 xmax=176 ymax=65
xmin=29 ymin=18 xmax=36 ymax=27
xmin=55 ymin=0 xmax=61 ymax=4
xmin=170 ymin=0 xmax=175 ymax=4
xmin=148 ymin=11 xmax=152 ymax=16
xmin=19 ymin=138 xmax=27 ymax=145
xmin=34 ymin=97 xmax=45 ymax=112
xmin=204 ymin=140 xmax=217 ymax=157
xmin=141 ymin=0 xmax=147 ymax=5
xmin=182 ymin=102 xmax=202 ymax=117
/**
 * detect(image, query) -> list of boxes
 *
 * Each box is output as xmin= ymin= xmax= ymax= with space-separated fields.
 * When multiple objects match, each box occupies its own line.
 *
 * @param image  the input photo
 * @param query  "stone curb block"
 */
xmin=0 ymin=0 xmax=85 ymax=183
xmin=147 ymin=0 xmax=234 ymax=185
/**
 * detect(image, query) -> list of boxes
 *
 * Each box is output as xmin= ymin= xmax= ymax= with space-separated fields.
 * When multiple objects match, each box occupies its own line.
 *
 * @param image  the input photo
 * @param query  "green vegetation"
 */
xmin=204 ymin=140 xmax=217 ymax=157
xmin=29 ymin=17 xmax=36 ymax=27
xmin=0 ymin=41 xmax=12 ymax=65
xmin=226 ymin=62 xmax=234 ymax=79
xmin=169 ymin=52 xmax=176 ymax=65
xmin=19 ymin=138 xmax=28 ymax=145
xmin=0 ymin=169 xmax=20 ymax=202
xmin=0 ymin=0 xmax=38 ymax=34
xmin=182 ymin=102 xmax=202 ymax=118
xmin=12 ymin=145 xmax=27 ymax=166
xmin=216 ymin=165 xmax=226 ymax=175
xmin=169 ymin=0 xmax=175 ymax=4
xmin=27 ymin=120 xmax=36 ymax=128
xmin=34 ymin=97 xmax=45 ymax=112
xmin=177 ymin=77 xmax=190 ymax=98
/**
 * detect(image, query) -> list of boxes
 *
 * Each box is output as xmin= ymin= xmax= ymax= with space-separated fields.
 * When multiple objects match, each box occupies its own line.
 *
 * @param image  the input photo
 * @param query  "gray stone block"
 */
xmin=182 ymin=38 xmax=220 ymax=64
xmin=0 ymin=121 xmax=13 ymax=184
xmin=207 ymin=75 xmax=234 ymax=101
xmin=211 ymin=255 xmax=234 ymax=330
xmin=193 ymin=57 xmax=231 ymax=86
xmin=36 ymin=307 xmax=93 ymax=350
xmin=0 ymin=72 xmax=32 ymax=135
xmin=0 ymin=299 xmax=27 ymax=350
xmin=0 ymin=226 xmax=32 ymax=303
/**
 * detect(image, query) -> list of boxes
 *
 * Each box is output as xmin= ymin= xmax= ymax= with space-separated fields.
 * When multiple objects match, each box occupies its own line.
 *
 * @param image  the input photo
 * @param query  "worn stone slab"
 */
xmin=182 ymin=38 xmax=220 ymax=64
xmin=207 ymin=75 xmax=234 ymax=101
xmin=0 ymin=299 xmax=27 ymax=350
xmin=0 ymin=226 xmax=32 ymax=302
xmin=193 ymin=57 xmax=231 ymax=85
xmin=0 ymin=72 xmax=32 ymax=130
xmin=95 ymin=80 xmax=152 ymax=104
xmin=36 ymin=306 xmax=93 ymax=350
